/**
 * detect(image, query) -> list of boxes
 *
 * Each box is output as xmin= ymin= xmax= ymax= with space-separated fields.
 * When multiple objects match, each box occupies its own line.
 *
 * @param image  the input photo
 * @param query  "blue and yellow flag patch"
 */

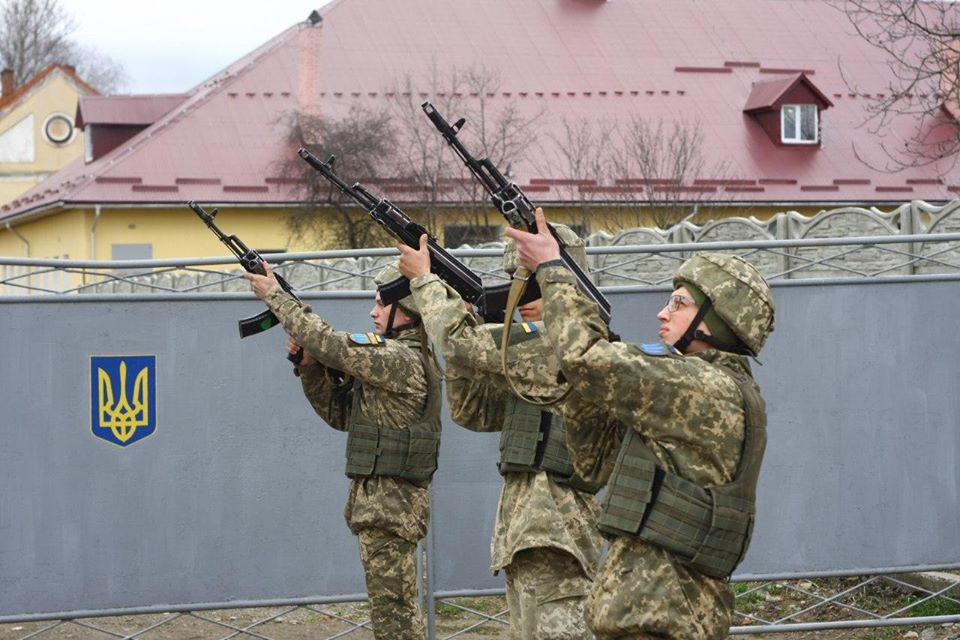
xmin=349 ymin=332 xmax=387 ymax=346
xmin=639 ymin=342 xmax=678 ymax=356
xmin=90 ymin=355 xmax=157 ymax=447
xmin=520 ymin=322 xmax=537 ymax=334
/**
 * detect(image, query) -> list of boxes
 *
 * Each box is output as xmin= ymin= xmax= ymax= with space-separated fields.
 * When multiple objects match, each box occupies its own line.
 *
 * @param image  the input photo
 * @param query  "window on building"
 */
xmin=444 ymin=224 xmax=501 ymax=248
xmin=781 ymin=104 xmax=818 ymax=144
xmin=111 ymin=243 xmax=154 ymax=277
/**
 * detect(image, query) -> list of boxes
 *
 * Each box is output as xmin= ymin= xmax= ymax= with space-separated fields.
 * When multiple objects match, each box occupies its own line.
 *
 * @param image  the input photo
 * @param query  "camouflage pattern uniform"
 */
xmin=536 ymin=262 xmax=770 ymax=640
xmin=264 ymin=286 xmax=437 ymax=640
xmin=409 ymin=272 xmax=601 ymax=640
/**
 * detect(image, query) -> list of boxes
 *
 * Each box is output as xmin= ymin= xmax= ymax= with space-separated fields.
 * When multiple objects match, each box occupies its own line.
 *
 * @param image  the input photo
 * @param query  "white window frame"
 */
xmin=781 ymin=104 xmax=819 ymax=144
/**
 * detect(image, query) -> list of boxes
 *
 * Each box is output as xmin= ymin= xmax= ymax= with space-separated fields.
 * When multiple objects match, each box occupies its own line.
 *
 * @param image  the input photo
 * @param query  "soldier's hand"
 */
xmin=504 ymin=208 xmax=561 ymax=271
xmin=287 ymin=338 xmax=316 ymax=366
xmin=244 ymin=260 xmax=280 ymax=300
xmin=397 ymin=234 xmax=431 ymax=279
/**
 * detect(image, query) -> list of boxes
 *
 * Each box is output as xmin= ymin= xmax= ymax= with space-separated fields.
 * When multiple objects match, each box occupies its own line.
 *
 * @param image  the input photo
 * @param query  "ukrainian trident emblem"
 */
xmin=91 ymin=355 xmax=157 ymax=446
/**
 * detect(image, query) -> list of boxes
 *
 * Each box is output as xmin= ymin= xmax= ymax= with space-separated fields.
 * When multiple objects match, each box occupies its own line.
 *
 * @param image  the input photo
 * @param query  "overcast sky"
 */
xmin=55 ymin=0 xmax=333 ymax=94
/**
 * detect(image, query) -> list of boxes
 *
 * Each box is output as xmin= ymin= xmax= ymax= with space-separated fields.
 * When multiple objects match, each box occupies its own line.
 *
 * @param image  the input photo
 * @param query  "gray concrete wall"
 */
xmin=2 ymin=281 xmax=958 ymax=618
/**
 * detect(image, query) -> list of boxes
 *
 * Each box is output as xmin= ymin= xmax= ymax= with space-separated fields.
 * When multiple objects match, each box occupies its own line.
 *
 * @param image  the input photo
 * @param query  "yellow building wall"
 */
xmin=1 ymin=201 xmax=826 ymax=262
xmin=0 ymin=72 xmax=87 ymax=207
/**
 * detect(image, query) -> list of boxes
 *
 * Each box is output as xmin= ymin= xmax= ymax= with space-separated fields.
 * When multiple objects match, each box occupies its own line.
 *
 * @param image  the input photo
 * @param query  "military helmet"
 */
xmin=503 ymin=223 xmax=591 ymax=278
xmin=673 ymin=253 xmax=775 ymax=356
xmin=374 ymin=262 xmax=419 ymax=319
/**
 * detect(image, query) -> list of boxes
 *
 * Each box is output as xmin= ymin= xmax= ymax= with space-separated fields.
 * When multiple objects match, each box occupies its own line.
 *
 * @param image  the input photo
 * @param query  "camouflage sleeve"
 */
xmin=445 ymin=362 xmax=506 ymax=432
xmin=295 ymin=363 xmax=352 ymax=432
xmin=409 ymin=274 xmax=566 ymax=399
xmin=265 ymin=288 xmax=426 ymax=397
xmin=409 ymin=274 xmax=500 ymax=372
xmin=538 ymin=265 xmax=688 ymax=430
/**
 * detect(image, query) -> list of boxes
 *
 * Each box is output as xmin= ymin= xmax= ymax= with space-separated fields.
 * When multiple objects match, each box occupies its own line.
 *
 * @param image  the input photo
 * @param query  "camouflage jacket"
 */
xmin=265 ymin=288 xmax=433 ymax=543
xmin=537 ymin=264 xmax=755 ymax=634
xmin=410 ymin=274 xmax=602 ymax=576
xmin=536 ymin=266 xmax=749 ymax=484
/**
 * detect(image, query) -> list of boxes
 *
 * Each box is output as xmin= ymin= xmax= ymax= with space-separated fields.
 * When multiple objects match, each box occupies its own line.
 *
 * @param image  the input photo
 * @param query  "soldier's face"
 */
xmin=518 ymin=297 xmax=544 ymax=321
xmin=657 ymin=285 xmax=708 ymax=347
xmin=369 ymin=292 xmax=413 ymax=335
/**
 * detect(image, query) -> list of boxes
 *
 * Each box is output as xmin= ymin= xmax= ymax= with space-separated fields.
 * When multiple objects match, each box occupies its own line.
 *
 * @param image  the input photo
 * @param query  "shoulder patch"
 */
xmin=639 ymin=342 xmax=677 ymax=356
xmin=349 ymin=332 xmax=387 ymax=346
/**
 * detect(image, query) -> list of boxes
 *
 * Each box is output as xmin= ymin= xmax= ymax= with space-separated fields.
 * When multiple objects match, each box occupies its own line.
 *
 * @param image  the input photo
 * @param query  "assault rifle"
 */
xmin=189 ymin=201 xmax=303 ymax=362
xmin=297 ymin=147 xmax=537 ymax=323
xmin=421 ymin=102 xmax=612 ymax=325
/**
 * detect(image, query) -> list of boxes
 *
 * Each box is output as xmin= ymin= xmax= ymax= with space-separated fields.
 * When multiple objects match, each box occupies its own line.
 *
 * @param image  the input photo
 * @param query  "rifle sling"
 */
xmin=500 ymin=266 xmax=570 ymax=408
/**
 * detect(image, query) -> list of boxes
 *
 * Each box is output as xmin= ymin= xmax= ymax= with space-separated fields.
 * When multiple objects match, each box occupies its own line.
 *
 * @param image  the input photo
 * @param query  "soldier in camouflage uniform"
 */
xmin=506 ymin=209 xmax=776 ymax=640
xmin=397 ymin=231 xmax=605 ymax=640
xmin=246 ymin=261 xmax=441 ymax=640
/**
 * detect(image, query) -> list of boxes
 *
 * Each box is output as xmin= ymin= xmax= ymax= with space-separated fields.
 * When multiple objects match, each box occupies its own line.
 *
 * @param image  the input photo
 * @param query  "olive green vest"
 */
xmin=491 ymin=323 xmax=602 ymax=494
xmin=344 ymin=342 xmax=443 ymax=487
xmin=498 ymin=396 xmax=603 ymax=494
xmin=597 ymin=361 xmax=767 ymax=579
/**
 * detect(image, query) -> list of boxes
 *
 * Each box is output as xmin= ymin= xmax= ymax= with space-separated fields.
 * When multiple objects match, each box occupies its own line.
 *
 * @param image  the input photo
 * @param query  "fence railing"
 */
xmin=3 ymin=230 xmax=960 ymax=299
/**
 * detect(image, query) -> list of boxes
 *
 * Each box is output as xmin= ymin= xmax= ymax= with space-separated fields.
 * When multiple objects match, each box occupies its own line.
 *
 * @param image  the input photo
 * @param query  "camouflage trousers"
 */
xmin=585 ymin=536 xmax=733 ymax=640
xmin=504 ymin=546 xmax=593 ymax=640
xmin=357 ymin=528 xmax=425 ymax=640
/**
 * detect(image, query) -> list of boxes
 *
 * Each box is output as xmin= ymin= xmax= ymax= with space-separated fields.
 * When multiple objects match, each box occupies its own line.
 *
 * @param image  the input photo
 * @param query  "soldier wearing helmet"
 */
xmin=246 ymin=261 xmax=441 ymax=640
xmin=505 ymin=209 xmax=775 ymax=640
xmin=397 ymin=228 xmax=612 ymax=640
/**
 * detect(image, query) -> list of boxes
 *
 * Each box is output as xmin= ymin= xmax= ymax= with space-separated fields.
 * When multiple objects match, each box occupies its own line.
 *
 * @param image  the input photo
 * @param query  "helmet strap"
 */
xmin=673 ymin=297 xmax=713 ymax=353
xmin=673 ymin=296 xmax=753 ymax=356
xmin=383 ymin=302 xmax=419 ymax=338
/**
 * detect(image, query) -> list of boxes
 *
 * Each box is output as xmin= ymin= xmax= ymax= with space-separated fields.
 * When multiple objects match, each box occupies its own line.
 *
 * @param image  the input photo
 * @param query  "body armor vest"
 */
xmin=597 ymin=361 xmax=767 ymax=579
xmin=498 ymin=396 xmax=603 ymax=494
xmin=491 ymin=323 xmax=602 ymax=494
xmin=344 ymin=343 xmax=442 ymax=487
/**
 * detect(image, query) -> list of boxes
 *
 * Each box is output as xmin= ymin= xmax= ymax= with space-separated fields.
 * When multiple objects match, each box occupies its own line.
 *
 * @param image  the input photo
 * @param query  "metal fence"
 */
xmin=2 ymin=233 xmax=959 ymax=638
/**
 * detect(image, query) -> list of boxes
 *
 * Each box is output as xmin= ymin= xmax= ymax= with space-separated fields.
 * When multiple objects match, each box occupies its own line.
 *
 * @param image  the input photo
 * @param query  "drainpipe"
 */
xmin=90 ymin=205 xmax=102 ymax=259
xmin=88 ymin=205 xmax=102 ymax=286
xmin=5 ymin=222 xmax=30 ymax=256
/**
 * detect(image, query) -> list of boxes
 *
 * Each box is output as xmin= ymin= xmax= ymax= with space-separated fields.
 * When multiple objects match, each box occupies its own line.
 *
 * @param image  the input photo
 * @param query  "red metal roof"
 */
xmin=75 ymin=94 xmax=188 ymax=127
xmin=3 ymin=0 xmax=958 ymax=221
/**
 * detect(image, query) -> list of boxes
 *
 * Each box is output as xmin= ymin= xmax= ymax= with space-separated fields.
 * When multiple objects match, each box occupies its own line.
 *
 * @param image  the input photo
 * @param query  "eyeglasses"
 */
xmin=664 ymin=293 xmax=697 ymax=313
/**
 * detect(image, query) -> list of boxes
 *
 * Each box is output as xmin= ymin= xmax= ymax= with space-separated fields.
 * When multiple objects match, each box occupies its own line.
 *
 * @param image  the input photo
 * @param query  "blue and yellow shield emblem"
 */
xmin=91 ymin=355 xmax=157 ymax=447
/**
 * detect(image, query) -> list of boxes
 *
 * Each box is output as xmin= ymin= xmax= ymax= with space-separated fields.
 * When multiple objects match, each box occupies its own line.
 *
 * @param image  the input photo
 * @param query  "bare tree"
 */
xmin=610 ymin=117 xmax=729 ymax=229
xmin=279 ymin=64 xmax=541 ymax=250
xmin=280 ymin=104 xmax=399 ymax=250
xmin=385 ymin=64 xmax=542 ymax=246
xmin=837 ymin=0 xmax=960 ymax=171
xmin=537 ymin=115 xmax=619 ymax=232
xmin=0 ymin=0 xmax=127 ymax=92
xmin=534 ymin=114 xmax=729 ymax=231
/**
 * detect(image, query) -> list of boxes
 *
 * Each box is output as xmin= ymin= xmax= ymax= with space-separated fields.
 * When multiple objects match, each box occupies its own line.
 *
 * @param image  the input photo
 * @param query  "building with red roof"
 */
xmin=0 ymin=0 xmax=957 ymax=262
xmin=0 ymin=63 xmax=98 ymax=211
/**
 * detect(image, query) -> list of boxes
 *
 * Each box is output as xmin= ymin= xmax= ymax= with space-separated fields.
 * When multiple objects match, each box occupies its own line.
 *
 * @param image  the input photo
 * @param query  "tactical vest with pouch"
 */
xmin=344 ymin=342 xmax=442 ymax=487
xmin=597 ymin=359 xmax=767 ymax=579
xmin=491 ymin=324 xmax=603 ymax=495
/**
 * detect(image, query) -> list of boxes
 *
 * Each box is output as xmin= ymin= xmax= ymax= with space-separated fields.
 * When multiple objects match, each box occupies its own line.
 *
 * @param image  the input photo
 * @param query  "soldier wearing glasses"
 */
xmin=506 ymin=208 xmax=776 ymax=640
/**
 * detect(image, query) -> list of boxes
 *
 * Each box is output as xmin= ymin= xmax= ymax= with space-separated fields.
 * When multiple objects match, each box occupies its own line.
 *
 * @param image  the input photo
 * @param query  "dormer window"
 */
xmin=781 ymin=104 xmax=818 ymax=144
xmin=743 ymin=73 xmax=832 ymax=149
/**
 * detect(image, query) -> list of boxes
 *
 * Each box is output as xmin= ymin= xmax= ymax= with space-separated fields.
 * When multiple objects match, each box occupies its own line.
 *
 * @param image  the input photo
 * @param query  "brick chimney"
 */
xmin=1 ymin=68 xmax=13 ymax=99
